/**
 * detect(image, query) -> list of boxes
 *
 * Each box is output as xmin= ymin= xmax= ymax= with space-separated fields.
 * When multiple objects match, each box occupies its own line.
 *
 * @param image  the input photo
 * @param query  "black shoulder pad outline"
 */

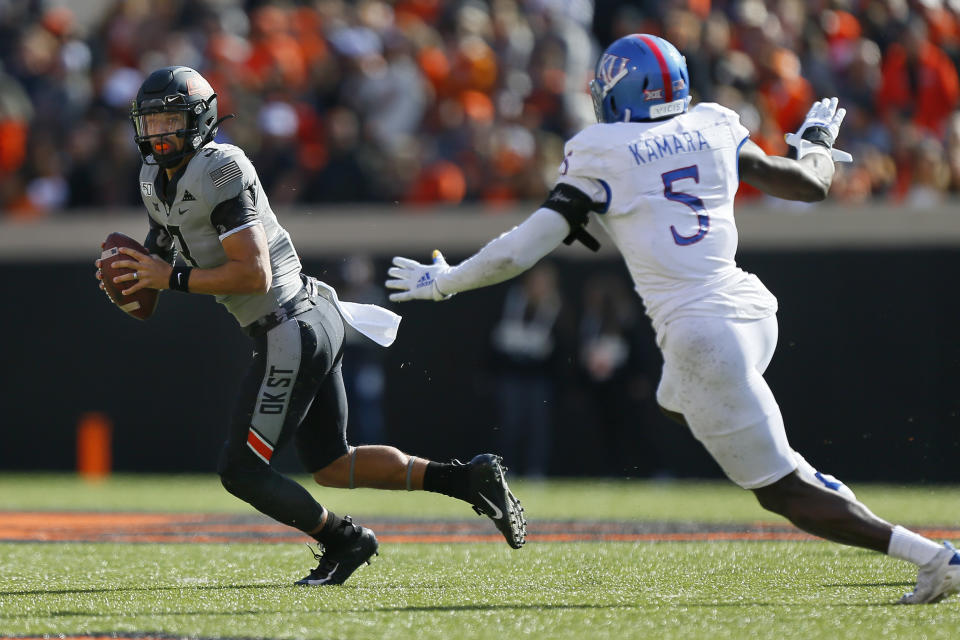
xmin=541 ymin=183 xmax=602 ymax=252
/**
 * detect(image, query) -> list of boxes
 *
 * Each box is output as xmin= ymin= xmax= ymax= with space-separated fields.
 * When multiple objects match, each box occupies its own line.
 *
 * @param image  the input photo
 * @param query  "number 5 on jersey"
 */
xmin=663 ymin=165 xmax=709 ymax=246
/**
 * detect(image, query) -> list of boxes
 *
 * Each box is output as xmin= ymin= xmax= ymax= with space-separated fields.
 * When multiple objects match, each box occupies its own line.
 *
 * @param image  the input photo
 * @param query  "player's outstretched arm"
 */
xmin=386 ymin=208 xmax=569 ymax=302
xmin=738 ymin=139 xmax=834 ymax=202
xmin=739 ymin=97 xmax=852 ymax=203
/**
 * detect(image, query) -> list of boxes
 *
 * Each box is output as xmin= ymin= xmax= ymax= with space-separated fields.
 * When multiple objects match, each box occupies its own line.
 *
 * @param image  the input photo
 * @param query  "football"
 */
xmin=99 ymin=232 xmax=159 ymax=320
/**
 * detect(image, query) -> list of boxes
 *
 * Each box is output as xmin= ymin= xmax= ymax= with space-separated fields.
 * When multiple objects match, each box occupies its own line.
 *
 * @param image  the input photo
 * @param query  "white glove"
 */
xmin=386 ymin=250 xmax=455 ymax=302
xmin=784 ymin=97 xmax=853 ymax=163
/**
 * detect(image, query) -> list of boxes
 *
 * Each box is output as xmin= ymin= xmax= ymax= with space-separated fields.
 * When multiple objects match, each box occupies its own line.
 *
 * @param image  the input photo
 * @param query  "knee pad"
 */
xmin=792 ymin=451 xmax=857 ymax=501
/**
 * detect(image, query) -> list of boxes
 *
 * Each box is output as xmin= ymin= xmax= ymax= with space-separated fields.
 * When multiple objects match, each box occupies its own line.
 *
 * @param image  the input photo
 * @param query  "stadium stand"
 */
xmin=0 ymin=0 xmax=958 ymax=216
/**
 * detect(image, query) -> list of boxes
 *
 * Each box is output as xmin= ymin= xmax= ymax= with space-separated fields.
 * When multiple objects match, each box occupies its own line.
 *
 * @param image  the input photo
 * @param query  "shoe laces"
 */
xmin=303 ymin=543 xmax=338 ymax=581
xmin=306 ymin=516 xmax=361 ymax=565
xmin=306 ymin=542 xmax=326 ymax=564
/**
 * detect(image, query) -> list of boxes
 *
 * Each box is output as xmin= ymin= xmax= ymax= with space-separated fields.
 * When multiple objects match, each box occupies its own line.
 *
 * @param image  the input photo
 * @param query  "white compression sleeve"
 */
xmin=435 ymin=207 xmax=571 ymax=295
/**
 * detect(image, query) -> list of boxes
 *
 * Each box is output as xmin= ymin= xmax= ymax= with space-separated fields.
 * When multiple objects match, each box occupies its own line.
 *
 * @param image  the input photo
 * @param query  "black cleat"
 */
xmin=295 ymin=516 xmax=379 ymax=586
xmin=466 ymin=453 xmax=526 ymax=549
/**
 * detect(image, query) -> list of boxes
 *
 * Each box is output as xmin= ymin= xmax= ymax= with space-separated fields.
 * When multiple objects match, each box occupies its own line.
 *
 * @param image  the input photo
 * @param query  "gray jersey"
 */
xmin=138 ymin=143 xmax=303 ymax=326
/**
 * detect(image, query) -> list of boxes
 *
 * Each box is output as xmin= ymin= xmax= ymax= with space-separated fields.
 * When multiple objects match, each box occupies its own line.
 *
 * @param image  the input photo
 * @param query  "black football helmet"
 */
xmin=130 ymin=66 xmax=222 ymax=168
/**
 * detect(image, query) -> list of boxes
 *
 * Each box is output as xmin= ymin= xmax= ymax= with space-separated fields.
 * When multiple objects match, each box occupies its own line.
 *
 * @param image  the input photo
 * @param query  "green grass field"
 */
xmin=1 ymin=474 xmax=958 ymax=639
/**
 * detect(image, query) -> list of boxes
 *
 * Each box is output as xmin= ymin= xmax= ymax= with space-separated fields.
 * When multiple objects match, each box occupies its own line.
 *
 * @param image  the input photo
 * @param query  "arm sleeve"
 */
xmin=143 ymin=215 xmax=177 ymax=264
xmin=436 ymin=208 xmax=570 ymax=295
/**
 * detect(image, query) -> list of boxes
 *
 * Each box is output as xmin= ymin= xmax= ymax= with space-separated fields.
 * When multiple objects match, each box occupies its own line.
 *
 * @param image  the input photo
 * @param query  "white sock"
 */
xmin=887 ymin=525 xmax=943 ymax=565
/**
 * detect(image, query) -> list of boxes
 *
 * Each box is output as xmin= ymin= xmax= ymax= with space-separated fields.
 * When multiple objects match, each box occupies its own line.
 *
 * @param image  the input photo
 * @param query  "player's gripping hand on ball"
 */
xmin=95 ymin=247 xmax=172 ymax=296
xmin=386 ymin=250 xmax=454 ymax=302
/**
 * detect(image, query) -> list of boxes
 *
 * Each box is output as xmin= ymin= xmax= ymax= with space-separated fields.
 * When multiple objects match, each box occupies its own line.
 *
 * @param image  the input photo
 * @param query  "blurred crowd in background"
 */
xmin=1 ymin=0 xmax=960 ymax=217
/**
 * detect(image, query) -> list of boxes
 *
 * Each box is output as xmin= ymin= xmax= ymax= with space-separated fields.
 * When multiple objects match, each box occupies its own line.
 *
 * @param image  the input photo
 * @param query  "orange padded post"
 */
xmin=77 ymin=412 xmax=112 ymax=480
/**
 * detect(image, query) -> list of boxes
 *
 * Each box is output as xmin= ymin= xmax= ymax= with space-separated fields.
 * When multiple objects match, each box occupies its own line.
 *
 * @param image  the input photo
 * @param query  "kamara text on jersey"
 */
xmin=628 ymin=130 xmax=711 ymax=165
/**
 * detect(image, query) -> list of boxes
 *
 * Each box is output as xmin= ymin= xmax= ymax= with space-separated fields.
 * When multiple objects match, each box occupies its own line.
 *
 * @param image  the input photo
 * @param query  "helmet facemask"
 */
xmin=131 ymin=95 xmax=215 ymax=168
xmin=589 ymin=78 xmax=607 ymax=123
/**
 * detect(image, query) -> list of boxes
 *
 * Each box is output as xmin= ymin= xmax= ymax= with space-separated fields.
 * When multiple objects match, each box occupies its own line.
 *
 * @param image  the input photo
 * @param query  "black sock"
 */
xmin=314 ymin=510 xmax=350 ymax=546
xmin=423 ymin=461 xmax=472 ymax=502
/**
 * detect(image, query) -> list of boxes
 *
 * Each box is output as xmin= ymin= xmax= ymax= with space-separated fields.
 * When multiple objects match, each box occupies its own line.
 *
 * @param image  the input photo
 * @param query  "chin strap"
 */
xmin=202 ymin=113 xmax=236 ymax=147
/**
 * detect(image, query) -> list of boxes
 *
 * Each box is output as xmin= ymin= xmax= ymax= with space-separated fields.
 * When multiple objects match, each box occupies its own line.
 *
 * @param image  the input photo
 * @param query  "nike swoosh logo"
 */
xmin=178 ymin=208 xmax=188 ymax=215
xmin=478 ymin=493 xmax=503 ymax=520
xmin=320 ymin=562 xmax=339 ymax=581
xmin=176 ymin=273 xmax=183 ymax=285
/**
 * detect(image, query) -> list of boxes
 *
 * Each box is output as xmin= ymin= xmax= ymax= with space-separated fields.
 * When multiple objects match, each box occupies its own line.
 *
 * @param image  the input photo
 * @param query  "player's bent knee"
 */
xmin=310 ymin=451 xmax=352 ymax=488
xmin=310 ymin=466 xmax=341 ymax=487
xmin=753 ymin=470 xmax=855 ymax=524
xmin=792 ymin=452 xmax=857 ymax=501
xmin=752 ymin=472 xmax=802 ymax=516
xmin=753 ymin=486 xmax=786 ymax=515
xmin=217 ymin=443 xmax=271 ymax=500
xmin=294 ymin=425 xmax=349 ymax=477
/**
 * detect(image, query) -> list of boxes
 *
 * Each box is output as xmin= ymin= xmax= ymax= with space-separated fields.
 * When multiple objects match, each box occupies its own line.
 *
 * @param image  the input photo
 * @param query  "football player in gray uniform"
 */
xmin=94 ymin=66 xmax=526 ymax=586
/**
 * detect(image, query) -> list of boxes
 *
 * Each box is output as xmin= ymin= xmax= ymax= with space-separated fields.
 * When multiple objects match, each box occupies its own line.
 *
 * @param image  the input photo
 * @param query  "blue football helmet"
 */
xmin=590 ymin=34 xmax=691 ymax=123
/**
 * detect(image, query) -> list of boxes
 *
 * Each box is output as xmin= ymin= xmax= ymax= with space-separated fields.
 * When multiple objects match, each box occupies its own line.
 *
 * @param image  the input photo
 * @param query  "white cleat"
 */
xmin=898 ymin=542 xmax=960 ymax=604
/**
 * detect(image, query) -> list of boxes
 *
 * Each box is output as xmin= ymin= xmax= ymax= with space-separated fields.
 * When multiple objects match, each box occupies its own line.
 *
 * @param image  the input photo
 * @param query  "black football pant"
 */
xmin=217 ymin=295 xmax=350 ymax=535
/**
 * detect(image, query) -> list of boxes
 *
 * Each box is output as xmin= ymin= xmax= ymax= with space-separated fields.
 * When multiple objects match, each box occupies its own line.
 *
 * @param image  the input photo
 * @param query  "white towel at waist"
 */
xmin=307 ymin=277 xmax=401 ymax=348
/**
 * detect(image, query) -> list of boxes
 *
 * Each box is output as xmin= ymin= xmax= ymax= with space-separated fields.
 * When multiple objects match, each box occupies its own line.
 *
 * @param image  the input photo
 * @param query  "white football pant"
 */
xmin=657 ymin=314 xmax=848 ymax=492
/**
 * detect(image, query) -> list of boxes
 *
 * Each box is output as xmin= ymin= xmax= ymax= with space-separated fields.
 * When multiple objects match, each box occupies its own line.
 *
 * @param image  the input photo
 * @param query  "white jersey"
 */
xmin=556 ymin=102 xmax=778 ymax=336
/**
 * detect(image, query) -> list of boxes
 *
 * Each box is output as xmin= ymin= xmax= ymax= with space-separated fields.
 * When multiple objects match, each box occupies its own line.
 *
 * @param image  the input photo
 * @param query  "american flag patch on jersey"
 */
xmin=209 ymin=160 xmax=242 ymax=188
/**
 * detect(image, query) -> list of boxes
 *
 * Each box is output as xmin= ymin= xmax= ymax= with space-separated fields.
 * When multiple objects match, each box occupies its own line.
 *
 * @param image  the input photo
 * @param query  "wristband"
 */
xmin=433 ymin=279 xmax=455 ymax=301
xmin=800 ymin=125 xmax=834 ymax=149
xmin=169 ymin=266 xmax=193 ymax=292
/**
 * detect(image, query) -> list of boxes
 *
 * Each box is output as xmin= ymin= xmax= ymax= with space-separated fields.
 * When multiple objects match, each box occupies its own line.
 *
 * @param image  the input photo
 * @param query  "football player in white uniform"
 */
xmin=95 ymin=66 xmax=526 ymax=586
xmin=387 ymin=35 xmax=959 ymax=604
